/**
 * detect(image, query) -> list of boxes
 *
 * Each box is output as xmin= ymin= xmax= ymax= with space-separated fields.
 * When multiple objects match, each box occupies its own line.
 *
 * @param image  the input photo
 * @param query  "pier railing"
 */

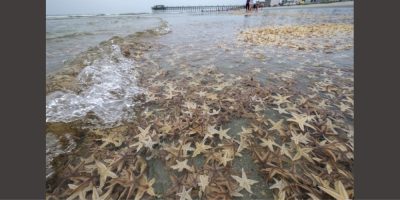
xmin=151 ymin=5 xmax=247 ymax=12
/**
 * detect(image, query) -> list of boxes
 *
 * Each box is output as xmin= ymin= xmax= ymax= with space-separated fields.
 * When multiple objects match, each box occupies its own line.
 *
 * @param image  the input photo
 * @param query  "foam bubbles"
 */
xmin=46 ymin=45 xmax=143 ymax=124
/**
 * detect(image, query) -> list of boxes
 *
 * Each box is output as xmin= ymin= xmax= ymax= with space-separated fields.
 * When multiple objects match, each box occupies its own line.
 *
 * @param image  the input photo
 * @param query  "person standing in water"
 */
xmin=246 ymin=0 xmax=251 ymax=11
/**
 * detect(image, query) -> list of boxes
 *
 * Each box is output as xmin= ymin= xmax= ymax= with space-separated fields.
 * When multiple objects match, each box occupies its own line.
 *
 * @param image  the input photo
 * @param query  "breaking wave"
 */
xmin=46 ymin=44 xmax=143 ymax=125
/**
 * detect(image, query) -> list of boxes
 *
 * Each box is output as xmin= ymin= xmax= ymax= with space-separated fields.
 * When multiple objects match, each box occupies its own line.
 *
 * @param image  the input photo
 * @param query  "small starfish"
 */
xmin=176 ymin=186 xmax=193 ymax=200
xmin=273 ymin=105 xmax=289 ymax=114
xmin=170 ymin=159 xmax=194 ymax=172
xmin=192 ymin=140 xmax=212 ymax=157
xmin=260 ymin=138 xmax=279 ymax=152
xmin=66 ymin=182 xmax=93 ymax=200
xmin=318 ymin=180 xmax=350 ymax=200
xmin=216 ymin=127 xmax=231 ymax=140
xmin=183 ymin=101 xmax=197 ymax=110
xmin=318 ymin=99 xmax=331 ymax=109
xmin=231 ymin=168 xmax=258 ymax=194
xmin=198 ymin=175 xmax=209 ymax=192
xmin=95 ymin=160 xmax=118 ymax=189
xmin=204 ymin=125 xmax=219 ymax=140
xmin=286 ymin=103 xmax=301 ymax=113
xmin=238 ymin=126 xmax=253 ymax=137
xmin=160 ymin=123 xmax=173 ymax=135
xmin=164 ymin=91 xmax=176 ymax=99
xmin=344 ymin=96 xmax=354 ymax=105
xmin=292 ymin=146 xmax=314 ymax=163
xmin=142 ymin=107 xmax=154 ymax=119
xmin=338 ymin=102 xmax=351 ymax=112
xmin=236 ymin=136 xmax=249 ymax=156
xmin=287 ymin=113 xmax=315 ymax=132
xmin=98 ymin=133 xmax=123 ymax=148
xmin=206 ymin=92 xmax=219 ymax=101
xmin=253 ymin=104 xmax=264 ymax=112
xmin=325 ymin=118 xmax=339 ymax=135
xmin=290 ymin=131 xmax=311 ymax=145
xmin=272 ymin=94 xmax=291 ymax=105
xmin=135 ymin=176 xmax=156 ymax=200
xmin=268 ymin=119 xmax=286 ymax=136
xmin=195 ymin=90 xmax=207 ymax=98
xmin=135 ymin=125 xmax=151 ymax=140
xmin=181 ymin=142 xmax=195 ymax=157
xmin=219 ymin=150 xmax=234 ymax=166
xmin=269 ymin=178 xmax=288 ymax=193
xmin=279 ymin=144 xmax=292 ymax=159
xmin=145 ymin=93 xmax=157 ymax=103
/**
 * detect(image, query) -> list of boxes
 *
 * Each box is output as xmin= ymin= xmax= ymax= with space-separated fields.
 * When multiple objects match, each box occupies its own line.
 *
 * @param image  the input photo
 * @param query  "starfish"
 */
xmin=292 ymin=146 xmax=314 ymax=163
xmin=164 ymin=91 xmax=176 ymax=99
xmin=164 ymin=143 xmax=180 ymax=160
xmin=192 ymin=140 xmax=212 ymax=157
xmin=201 ymin=103 xmax=210 ymax=113
xmin=297 ymin=95 xmax=309 ymax=105
xmin=66 ymin=182 xmax=93 ymax=200
xmin=206 ymin=92 xmax=219 ymax=101
xmin=238 ymin=126 xmax=253 ymax=137
xmin=181 ymin=142 xmax=195 ymax=157
xmin=141 ymin=107 xmax=153 ymax=118
xmin=204 ymin=125 xmax=219 ymax=140
xmin=216 ymin=127 xmax=231 ymax=140
xmin=260 ymin=138 xmax=279 ymax=152
xmin=98 ymin=133 xmax=123 ymax=148
xmin=236 ymin=136 xmax=249 ymax=156
xmin=269 ymin=178 xmax=288 ymax=193
xmin=317 ymin=99 xmax=331 ymax=109
xmin=286 ymin=103 xmax=301 ymax=113
xmin=129 ymin=139 xmax=145 ymax=152
xmin=287 ymin=113 xmax=315 ymax=132
xmin=344 ymin=96 xmax=354 ymax=105
xmin=170 ymin=159 xmax=194 ymax=172
xmin=253 ymin=104 xmax=264 ymax=112
xmin=145 ymin=93 xmax=157 ymax=103
xmin=268 ymin=119 xmax=286 ymax=136
xmin=135 ymin=176 xmax=156 ymax=200
xmin=338 ymin=102 xmax=351 ymax=112
xmin=134 ymin=125 xmax=151 ymax=140
xmin=176 ymin=186 xmax=193 ymax=200
xmin=273 ymin=105 xmax=289 ymax=114
xmin=198 ymin=175 xmax=209 ymax=192
xmin=160 ymin=123 xmax=173 ymax=135
xmin=318 ymin=180 xmax=350 ymax=200
xmin=142 ymin=136 xmax=157 ymax=150
xmin=91 ymin=185 xmax=113 ymax=200
xmin=95 ymin=160 xmax=118 ymax=189
xmin=272 ymin=94 xmax=291 ymax=105
xmin=231 ymin=168 xmax=258 ymax=194
xmin=195 ymin=90 xmax=207 ymax=98
xmin=290 ymin=131 xmax=311 ymax=145
xmin=279 ymin=144 xmax=292 ymax=159
xmin=183 ymin=101 xmax=197 ymax=110
xmin=219 ymin=150 xmax=234 ymax=166
xmin=325 ymin=118 xmax=339 ymax=135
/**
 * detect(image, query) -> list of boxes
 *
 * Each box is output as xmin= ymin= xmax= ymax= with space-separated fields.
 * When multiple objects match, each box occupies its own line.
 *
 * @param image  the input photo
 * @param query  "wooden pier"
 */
xmin=151 ymin=5 xmax=247 ymax=12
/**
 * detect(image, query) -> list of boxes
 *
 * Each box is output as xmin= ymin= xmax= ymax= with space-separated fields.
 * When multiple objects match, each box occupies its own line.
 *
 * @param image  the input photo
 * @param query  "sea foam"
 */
xmin=46 ymin=45 xmax=143 ymax=125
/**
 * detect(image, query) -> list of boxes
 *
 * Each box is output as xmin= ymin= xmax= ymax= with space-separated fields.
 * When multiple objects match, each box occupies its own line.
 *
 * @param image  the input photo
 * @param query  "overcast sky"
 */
xmin=46 ymin=0 xmax=245 ymax=15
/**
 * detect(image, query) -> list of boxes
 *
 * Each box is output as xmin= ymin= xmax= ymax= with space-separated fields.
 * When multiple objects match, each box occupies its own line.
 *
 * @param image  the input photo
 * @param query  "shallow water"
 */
xmin=46 ymin=15 xmax=161 ymax=74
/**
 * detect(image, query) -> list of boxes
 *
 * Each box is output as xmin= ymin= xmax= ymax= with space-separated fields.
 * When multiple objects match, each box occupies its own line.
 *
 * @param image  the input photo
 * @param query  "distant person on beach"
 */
xmin=250 ymin=0 xmax=255 ymax=11
xmin=246 ymin=0 xmax=251 ymax=11
xmin=253 ymin=1 xmax=259 ymax=11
